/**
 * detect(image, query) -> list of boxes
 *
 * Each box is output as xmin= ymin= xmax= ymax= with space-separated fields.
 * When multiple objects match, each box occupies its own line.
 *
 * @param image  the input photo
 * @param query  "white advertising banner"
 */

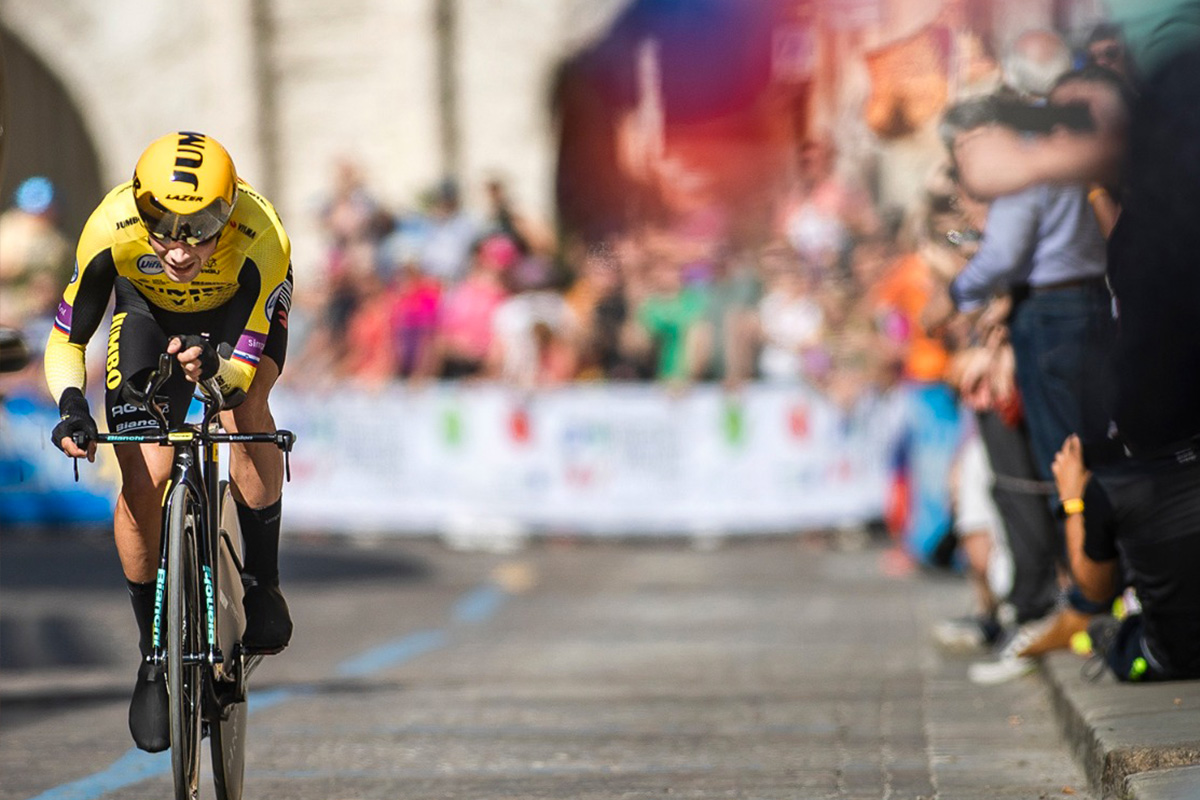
xmin=271 ymin=383 xmax=905 ymax=537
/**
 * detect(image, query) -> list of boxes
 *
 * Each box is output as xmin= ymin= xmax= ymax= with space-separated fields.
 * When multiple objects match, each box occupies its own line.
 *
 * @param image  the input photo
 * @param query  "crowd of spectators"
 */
xmin=3 ymin=7 xmax=1198 ymax=695
xmin=0 ymin=177 xmax=73 ymax=358
xmin=926 ymin=7 xmax=1200 ymax=692
xmin=290 ymin=140 xmax=949 ymax=422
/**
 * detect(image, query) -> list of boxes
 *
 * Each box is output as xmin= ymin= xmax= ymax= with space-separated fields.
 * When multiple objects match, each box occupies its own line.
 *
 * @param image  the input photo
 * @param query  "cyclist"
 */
xmin=45 ymin=131 xmax=294 ymax=752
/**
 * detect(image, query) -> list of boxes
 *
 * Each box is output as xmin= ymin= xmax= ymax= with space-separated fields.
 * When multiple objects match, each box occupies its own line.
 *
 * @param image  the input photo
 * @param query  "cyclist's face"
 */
xmin=148 ymin=234 xmax=219 ymax=283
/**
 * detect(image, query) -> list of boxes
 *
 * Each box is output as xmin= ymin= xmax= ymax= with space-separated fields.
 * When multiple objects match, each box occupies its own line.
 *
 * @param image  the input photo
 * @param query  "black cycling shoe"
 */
xmin=129 ymin=660 xmax=169 ymax=752
xmin=242 ymin=580 xmax=292 ymax=654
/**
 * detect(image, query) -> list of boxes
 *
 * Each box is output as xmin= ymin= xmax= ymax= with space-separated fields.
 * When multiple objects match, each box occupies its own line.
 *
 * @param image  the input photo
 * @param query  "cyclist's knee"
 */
xmin=115 ymin=443 xmax=172 ymax=490
xmin=114 ymin=446 xmax=172 ymax=530
xmin=223 ymin=392 xmax=275 ymax=433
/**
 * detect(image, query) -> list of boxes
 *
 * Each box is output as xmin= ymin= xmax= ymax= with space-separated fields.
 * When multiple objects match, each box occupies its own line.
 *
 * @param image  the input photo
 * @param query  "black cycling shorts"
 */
xmin=104 ymin=267 xmax=292 ymax=434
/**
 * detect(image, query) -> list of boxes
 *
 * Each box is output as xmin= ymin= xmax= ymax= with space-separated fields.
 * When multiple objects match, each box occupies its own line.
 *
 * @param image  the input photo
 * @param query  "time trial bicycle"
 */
xmin=75 ymin=352 xmax=295 ymax=800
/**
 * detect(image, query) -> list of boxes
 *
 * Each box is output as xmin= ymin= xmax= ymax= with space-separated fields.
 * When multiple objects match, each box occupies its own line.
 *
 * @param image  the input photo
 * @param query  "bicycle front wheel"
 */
xmin=165 ymin=482 xmax=204 ymax=800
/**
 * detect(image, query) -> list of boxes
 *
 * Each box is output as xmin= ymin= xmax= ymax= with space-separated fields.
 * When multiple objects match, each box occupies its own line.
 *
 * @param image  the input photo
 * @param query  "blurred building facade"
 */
xmin=0 ymin=0 xmax=1105 ymax=271
xmin=0 ymin=0 xmax=629 ymax=271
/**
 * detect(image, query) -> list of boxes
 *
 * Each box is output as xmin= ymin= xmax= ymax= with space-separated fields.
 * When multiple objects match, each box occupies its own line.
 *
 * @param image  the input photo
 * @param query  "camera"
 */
xmin=991 ymin=99 xmax=1096 ymax=134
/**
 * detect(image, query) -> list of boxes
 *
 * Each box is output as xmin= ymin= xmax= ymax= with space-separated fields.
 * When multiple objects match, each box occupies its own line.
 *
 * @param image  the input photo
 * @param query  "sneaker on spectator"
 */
xmin=1016 ymin=607 xmax=1094 ymax=658
xmin=932 ymin=615 xmax=1003 ymax=654
xmin=967 ymin=615 xmax=1054 ymax=686
xmin=1081 ymin=614 xmax=1122 ymax=683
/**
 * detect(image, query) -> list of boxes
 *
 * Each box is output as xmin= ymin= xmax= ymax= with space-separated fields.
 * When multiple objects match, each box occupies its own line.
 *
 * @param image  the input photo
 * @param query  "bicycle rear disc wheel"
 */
xmin=211 ymin=695 xmax=247 ymax=800
xmin=211 ymin=522 xmax=247 ymax=800
xmin=166 ymin=483 xmax=204 ymax=800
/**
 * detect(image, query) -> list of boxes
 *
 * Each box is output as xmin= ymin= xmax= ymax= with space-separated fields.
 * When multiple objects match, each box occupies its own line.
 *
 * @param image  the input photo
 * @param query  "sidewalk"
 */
xmin=1042 ymin=651 xmax=1200 ymax=799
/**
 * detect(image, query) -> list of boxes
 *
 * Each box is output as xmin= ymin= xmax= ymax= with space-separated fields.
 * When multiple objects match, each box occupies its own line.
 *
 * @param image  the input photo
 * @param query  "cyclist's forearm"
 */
xmin=216 ymin=355 xmax=254 ymax=395
xmin=44 ymin=329 xmax=88 ymax=401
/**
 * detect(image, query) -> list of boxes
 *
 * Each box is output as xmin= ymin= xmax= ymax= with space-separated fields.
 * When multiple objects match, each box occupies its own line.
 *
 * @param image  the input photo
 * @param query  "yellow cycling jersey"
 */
xmin=45 ymin=178 xmax=291 ymax=402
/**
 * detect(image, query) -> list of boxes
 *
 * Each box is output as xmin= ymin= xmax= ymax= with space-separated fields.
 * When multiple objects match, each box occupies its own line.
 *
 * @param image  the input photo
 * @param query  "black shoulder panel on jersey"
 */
xmin=226 ymin=257 xmax=262 ymax=331
xmin=70 ymin=250 xmax=118 ymax=345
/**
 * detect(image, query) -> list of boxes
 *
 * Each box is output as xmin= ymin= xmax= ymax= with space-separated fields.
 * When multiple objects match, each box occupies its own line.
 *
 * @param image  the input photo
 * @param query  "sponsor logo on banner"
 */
xmin=265 ymin=385 xmax=905 ymax=535
xmin=137 ymin=254 xmax=163 ymax=275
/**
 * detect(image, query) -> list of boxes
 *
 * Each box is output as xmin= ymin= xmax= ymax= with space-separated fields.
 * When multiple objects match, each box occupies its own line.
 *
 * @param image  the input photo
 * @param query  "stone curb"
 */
xmin=1041 ymin=652 xmax=1200 ymax=799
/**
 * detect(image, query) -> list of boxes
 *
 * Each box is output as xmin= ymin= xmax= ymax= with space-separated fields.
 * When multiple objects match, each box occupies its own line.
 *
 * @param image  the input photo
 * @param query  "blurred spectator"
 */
xmin=999 ymin=29 xmax=1073 ymax=100
xmin=0 ymin=176 xmax=72 ymax=326
xmin=1083 ymin=23 xmax=1131 ymax=79
xmin=635 ymin=249 xmax=711 ymax=384
xmin=565 ymin=242 xmax=647 ymax=381
xmin=418 ymin=179 xmax=482 ymax=284
xmin=928 ymin=189 xmax=1065 ymax=663
xmin=697 ymin=248 xmax=761 ymax=386
xmin=390 ymin=255 xmax=442 ymax=380
xmin=483 ymin=176 xmax=553 ymax=256
xmin=779 ymin=137 xmax=879 ymax=277
xmin=282 ymin=277 xmax=335 ymax=387
xmin=320 ymin=159 xmax=389 ymax=281
xmin=935 ymin=52 xmax=1124 ymax=683
xmin=867 ymin=235 xmax=951 ymax=388
xmin=317 ymin=160 xmax=391 ymax=353
xmin=1055 ymin=434 xmax=1200 ymax=682
xmin=424 ymin=234 xmax=513 ymax=379
xmin=755 ymin=242 xmax=825 ymax=384
xmin=932 ymin=423 xmax=1013 ymax=653
xmin=817 ymin=284 xmax=879 ymax=413
xmin=342 ymin=272 xmax=399 ymax=385
xmin=947 ymin=67 xmax=1116 ymax=474
xmin=488 ymin=254 xmax=578 ymax=388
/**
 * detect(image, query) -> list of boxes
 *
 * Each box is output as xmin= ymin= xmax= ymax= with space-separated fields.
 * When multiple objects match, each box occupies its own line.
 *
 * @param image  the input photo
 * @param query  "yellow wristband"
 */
xmin=1062 ymin=498 xmax=1085 ymax=516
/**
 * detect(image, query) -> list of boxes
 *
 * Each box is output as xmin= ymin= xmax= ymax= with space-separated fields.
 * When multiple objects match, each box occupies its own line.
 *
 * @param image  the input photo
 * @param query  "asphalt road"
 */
xmin=0 ymin=530 xmax=1093 ymax=799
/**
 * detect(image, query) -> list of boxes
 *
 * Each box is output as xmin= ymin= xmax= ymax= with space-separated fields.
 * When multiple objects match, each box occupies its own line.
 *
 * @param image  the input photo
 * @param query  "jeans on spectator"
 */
xmin=1009 ymin=283 xmax=1117 ymax=618
xmin=1009 ymin=283 xmax=1116 ymax=484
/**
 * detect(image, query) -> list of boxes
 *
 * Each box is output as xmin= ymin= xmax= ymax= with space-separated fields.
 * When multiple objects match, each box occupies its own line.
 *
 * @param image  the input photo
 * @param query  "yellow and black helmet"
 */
xmin=132 ymin=131 xmax=237 ymax=245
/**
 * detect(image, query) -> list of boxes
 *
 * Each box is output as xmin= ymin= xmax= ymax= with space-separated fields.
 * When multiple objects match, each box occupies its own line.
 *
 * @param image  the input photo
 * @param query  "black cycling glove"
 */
xmin=172 ymin=335 xmax=220 ymax=380
xmin=51 ymin=387 xmax=98 ymax=453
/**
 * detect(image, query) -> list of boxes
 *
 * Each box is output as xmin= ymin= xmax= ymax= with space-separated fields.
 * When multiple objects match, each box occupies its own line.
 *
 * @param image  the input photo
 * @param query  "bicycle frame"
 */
xmin=74 ymin=352 xmax=293 ymax=799
xmin=90 ymin=353 xmax=295 ymax=682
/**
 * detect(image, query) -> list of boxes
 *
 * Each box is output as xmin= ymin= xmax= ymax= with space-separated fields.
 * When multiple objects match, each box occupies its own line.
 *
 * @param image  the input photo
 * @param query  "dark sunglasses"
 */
xmin=1088 ymin=44 xmax=1123 ymax=63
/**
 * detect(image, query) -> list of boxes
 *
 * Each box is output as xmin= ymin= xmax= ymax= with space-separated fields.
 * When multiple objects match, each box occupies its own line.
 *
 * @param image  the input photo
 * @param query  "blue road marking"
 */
xmin=453 ymin=584 xmax=505 ymax=624
xmin=334 ymin=629 xmax=448 ymax=678
xmin=25 ymin=579 xmax=509 ymax=800
xmin=249 ymin=686 xmax=300 ymax=713
xmin=23 ymin=750 xmax=168 ymax=800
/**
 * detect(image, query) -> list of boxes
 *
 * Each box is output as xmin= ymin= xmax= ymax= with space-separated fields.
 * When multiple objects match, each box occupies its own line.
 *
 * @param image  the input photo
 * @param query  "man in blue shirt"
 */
xmin=948 ymin=166 xmax=1113 ymax=478
xmin=941 ymin=58 xmax=1121 ymax=685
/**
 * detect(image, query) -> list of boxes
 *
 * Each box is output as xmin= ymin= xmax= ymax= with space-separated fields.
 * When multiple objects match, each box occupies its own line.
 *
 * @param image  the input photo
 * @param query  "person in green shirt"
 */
xmin=636 ymin=258 xmax=711 ymax=382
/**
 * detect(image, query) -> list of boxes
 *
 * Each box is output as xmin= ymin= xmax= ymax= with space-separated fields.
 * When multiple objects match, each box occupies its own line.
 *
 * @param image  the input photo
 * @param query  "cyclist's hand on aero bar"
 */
xmin=51 ymin=387 xmax=98 ymax=461
xmin=168 ymin=335 xmax=220 ymax=384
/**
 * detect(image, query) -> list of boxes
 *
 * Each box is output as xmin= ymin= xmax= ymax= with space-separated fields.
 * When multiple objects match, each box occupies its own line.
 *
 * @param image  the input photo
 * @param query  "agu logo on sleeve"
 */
xmin=264 ymin=277 xmax=293 ymax=321
xmin=137 ymin=254 xmax=164 ymax=275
